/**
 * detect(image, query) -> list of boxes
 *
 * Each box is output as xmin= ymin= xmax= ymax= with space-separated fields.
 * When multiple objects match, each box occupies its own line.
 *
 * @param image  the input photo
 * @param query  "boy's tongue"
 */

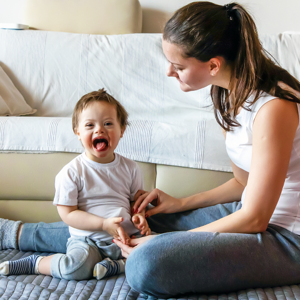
xmin=95 ymin=141 xmax=106 ymax=151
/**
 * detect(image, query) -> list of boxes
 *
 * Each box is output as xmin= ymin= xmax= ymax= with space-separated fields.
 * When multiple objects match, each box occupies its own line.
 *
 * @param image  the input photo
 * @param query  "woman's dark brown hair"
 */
xmin=163 ymin=2 xmax=300 ymax=131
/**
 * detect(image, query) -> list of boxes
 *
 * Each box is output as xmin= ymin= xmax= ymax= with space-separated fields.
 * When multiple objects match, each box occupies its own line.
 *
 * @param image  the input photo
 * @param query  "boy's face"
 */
xmin=75 ymin=101 xmax=125 ymax=164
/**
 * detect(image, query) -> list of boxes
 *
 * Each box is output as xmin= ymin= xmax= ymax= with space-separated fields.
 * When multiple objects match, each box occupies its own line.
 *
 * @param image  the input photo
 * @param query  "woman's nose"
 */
xmin=166 ymin=63 xmax=176 ymax=77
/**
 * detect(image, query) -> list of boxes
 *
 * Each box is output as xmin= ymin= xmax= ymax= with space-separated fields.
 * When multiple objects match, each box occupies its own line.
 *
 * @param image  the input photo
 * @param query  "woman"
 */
xmin=113 ymin=1 xmax=300 ymax=298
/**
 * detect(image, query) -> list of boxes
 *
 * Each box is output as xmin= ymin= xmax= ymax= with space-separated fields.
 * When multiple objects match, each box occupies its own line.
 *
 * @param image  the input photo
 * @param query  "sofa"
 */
xmin=1 ymin=0 xmax=300 ymax=299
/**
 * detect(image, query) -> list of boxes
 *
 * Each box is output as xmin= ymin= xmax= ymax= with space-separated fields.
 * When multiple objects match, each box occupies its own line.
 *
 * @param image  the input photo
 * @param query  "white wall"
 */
xmin=140 ymin=0 xmax=300 ymax=35
xmin=0 ymin=0 xmax=300 ymax=35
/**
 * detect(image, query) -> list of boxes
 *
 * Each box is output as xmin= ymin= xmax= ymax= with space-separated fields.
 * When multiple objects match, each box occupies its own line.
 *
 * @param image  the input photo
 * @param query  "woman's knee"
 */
xmin=126 ymin=245 xmax=158 ymax=296
xmin=125 ymin=234 xmax=180 ymax=298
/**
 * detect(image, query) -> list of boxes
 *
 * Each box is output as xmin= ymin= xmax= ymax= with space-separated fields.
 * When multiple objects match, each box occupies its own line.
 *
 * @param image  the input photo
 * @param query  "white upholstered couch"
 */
xmin=0 ymin=0 xmax=235 ymax=223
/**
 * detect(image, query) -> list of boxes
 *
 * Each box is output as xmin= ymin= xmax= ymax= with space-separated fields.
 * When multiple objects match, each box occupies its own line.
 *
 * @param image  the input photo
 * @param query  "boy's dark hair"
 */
xmin=72 ymin=88 xmax=129 ymax=133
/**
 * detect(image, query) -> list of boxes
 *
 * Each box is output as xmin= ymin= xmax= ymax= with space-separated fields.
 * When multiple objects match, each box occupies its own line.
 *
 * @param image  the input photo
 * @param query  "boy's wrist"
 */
xmin=102 ymin=218 xmax=108 ymax=231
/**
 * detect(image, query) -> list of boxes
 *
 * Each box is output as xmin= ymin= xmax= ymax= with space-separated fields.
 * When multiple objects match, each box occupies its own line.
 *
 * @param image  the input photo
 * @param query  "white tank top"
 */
xmin=226 ymin=92 xmax=300 ymax=234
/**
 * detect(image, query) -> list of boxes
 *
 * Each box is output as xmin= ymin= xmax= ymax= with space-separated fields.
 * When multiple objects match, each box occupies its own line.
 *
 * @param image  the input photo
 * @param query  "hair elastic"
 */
xmin=224 ymin=3 xmax=235 ymax=20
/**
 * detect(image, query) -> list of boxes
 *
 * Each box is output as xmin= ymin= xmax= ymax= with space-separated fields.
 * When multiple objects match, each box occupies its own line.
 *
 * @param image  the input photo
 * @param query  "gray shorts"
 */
xmin=51 ymin=235 xmax=124 ymax=281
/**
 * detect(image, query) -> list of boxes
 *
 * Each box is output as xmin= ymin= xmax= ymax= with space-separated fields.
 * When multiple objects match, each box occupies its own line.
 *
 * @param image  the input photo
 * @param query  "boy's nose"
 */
xmin=95 ymin=125 xmax=104 ymax=133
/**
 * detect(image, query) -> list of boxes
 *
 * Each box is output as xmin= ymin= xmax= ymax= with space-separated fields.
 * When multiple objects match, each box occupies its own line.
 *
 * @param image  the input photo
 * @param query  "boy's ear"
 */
xmin=75 ymin=128 xmax=81 ymax=140
xmin=120 ymin=126 xmax=126 ymax=138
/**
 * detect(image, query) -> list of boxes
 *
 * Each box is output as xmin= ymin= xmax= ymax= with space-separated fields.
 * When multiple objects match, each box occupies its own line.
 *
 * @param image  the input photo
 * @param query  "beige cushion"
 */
xmin=0 ymin=200 xmax=61 ymax=223
xmin=0 ymin=65 xmax=36 ymax=116
xmin=0 ymin=153 xmax=156 ymax=201
xmin=156 ymin=165 xmax=233 ymax=198
xmin=23 ymin=0 xmax=142 ymax=34
xmin=0 ymin=152 xmax=156 ymax=222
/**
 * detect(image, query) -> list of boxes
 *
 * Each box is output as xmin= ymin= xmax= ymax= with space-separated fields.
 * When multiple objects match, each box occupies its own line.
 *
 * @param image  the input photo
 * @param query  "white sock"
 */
xmin=35 ymin=256 xmax=43 ymax=274
xmin=0 ymin=261 xmax=9 ymax=275
xmin=93 ymin=258 xmax=125 ymax=280
xmin=0 ymin=255 xmax=44 ymax=276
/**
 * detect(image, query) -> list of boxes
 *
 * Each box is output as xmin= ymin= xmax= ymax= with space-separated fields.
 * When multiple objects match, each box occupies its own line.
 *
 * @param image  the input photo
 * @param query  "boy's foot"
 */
xmin=0 ymin=218 xmax=22 ymax=250
xmin=0 ymin=254 xmax=42 ymax=275
xmin=93 ymin=258 xmax=125 ymax=280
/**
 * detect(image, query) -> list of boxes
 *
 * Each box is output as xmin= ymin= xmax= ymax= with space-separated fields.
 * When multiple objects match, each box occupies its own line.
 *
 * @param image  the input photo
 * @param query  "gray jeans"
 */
xmin=51 ymin=236 xmax=122 ymax=280
xmin=126 ymin=202 xmax=300 ymax=297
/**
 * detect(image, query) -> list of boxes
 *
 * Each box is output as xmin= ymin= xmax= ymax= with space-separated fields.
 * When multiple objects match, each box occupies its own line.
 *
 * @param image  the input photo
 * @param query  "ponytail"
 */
xmin=164 ymin=2 xmax=300 ymax=131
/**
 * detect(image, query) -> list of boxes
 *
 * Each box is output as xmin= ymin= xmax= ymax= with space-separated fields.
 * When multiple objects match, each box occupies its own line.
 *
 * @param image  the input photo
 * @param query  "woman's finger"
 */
xmin=134 ymin=190 xmax=147 ymax=202
xmin=129 ymin=235 xmax=156 ymax=247
xmin=143 ymin=204 xmax=162 ymax=217
xmin=133 ymin=192 xmax=149 ymax=211
xmin=137 ymin=189 xmax=160 ymax=213
xmin=113 ymin=239 xmax=135 ymax=257
xmin=121 ymin=249 xmax=129 ymax=258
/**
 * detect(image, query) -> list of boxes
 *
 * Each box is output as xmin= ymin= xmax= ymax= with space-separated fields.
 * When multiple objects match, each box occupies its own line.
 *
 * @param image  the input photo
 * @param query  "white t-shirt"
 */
xmin=226 ymin=92 xmax=300 ymax=234
xmin=53 ymin=153 xmax=143 ymax=241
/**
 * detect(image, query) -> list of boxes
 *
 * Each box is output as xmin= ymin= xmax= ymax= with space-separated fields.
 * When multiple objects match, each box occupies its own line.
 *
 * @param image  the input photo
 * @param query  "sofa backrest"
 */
xmin=22 ymin=0 xmax=142 ymax=34
xmin=0 ymin=0 xmax=142 ymax=35
xmin=0 ymin=152 xmax=233 ymax=223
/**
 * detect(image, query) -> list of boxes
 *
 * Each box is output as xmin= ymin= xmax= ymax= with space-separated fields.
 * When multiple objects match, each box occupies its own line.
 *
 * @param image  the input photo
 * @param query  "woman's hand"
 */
xmin=133 ymin=188 xmax=182 ymax=217
xmin=113 ymin=235 xmax=156 ymax=258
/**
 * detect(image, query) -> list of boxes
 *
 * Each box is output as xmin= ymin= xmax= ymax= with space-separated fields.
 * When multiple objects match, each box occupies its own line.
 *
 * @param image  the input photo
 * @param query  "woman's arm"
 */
xmin=134 ymin=160 xmax=246 ymax=216
xmin=191 ymin=99 xmax=299 ymax=233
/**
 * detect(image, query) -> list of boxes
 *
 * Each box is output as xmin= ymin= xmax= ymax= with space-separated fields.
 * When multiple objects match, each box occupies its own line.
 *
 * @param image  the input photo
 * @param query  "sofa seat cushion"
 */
xmin=1 ymin=249 xmax=300 ymax=300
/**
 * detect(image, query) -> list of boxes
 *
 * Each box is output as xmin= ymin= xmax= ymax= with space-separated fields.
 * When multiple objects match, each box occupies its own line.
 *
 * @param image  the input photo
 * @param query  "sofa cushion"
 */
xmin=23 ymin=0 xmax=142 ymax=34
xmin=156 ymin=164 xmax=233 ymax=198
xmin=0 ymin=153 xmax=155 ymax=199
xmin=0 ymin=65 xmax=35 ymax=116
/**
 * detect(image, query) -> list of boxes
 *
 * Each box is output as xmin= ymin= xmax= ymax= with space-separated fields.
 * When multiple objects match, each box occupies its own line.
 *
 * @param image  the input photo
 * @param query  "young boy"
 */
xmin=0 ymin=89 xmax=150 ymax=280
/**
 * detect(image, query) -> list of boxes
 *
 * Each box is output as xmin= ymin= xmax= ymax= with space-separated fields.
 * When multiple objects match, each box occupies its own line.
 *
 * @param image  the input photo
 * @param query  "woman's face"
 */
xmin=162 ymin=39 xmax=213 ymax=92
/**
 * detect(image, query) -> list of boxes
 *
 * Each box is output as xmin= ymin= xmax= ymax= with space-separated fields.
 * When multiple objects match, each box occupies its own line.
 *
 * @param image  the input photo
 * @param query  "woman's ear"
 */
xmin=209 ymin=57 xmax=222 ymax=77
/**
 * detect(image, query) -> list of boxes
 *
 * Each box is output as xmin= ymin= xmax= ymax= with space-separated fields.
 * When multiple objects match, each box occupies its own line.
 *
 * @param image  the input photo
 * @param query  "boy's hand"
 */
xmin=132 ymin=214 xmax=151 ymax=236
xmin=103 ymin=217 xmax=131 ymax=244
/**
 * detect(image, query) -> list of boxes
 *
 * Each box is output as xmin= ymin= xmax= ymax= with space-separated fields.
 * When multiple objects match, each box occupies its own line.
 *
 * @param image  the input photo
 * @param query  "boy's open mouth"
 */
xmin=93 ymin=138 xmax=108 ymax=151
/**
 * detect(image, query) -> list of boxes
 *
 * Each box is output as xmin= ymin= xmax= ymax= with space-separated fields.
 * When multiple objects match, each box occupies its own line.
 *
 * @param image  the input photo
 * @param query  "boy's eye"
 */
xmin=105 ymin=122 xmax=113 ymax=126
xmin=85 ymin=124 xmax=93 ymax=127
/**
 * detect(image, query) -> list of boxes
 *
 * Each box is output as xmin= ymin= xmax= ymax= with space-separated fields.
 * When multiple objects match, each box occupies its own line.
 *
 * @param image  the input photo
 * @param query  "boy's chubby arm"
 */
xmin=57 ymin=204 xmax=130 ymax=243
xmin=131 ymin=191 xmax=151 ymax=236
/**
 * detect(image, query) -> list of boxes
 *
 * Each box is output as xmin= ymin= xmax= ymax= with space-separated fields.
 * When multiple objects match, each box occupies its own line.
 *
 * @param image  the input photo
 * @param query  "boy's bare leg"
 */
xmin=38 ymin=255 xmax=53 ymax=276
